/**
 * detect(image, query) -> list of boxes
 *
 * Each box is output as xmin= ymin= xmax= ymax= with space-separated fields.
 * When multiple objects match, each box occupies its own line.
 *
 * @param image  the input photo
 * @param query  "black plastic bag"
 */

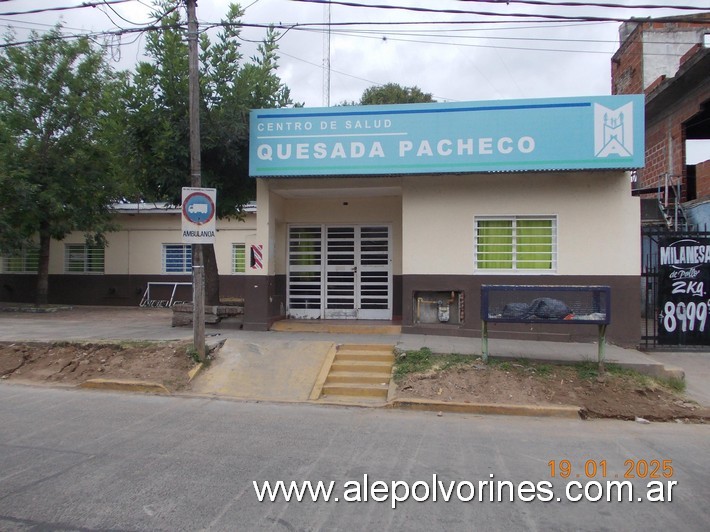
xmin=528 ymin=297 xmax=572 ymax=319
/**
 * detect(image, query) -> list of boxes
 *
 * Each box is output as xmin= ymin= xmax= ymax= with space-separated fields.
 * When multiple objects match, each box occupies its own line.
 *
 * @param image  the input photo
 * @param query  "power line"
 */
xmin=298 ymin=26 xmax=693 ymax=56
xmin=0 ymin=11 xmax=644 ymax=53
xmin=458 ymin=0 xmax=710 ymax=11
xmin=0 ymin=22 xmax=179 ymax=49
xmin=315 ymin=24 xmax=706 ymax=48
xmin=98 ymin=0 xmax=152 ymax=27
xmin=1 ymin=16 xmax=702 ymax=52
xmin=291 ymin=0 xmax=710 ymax=24
xmin=0 ymin=0 xmax=133 ymax=17
xmin=2 ymin=5 xmax=705 ymax=60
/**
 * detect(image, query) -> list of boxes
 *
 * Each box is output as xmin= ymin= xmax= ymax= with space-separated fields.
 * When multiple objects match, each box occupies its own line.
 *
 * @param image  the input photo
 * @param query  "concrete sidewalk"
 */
xmin=1 ymin=306 xmax=708 ymax=406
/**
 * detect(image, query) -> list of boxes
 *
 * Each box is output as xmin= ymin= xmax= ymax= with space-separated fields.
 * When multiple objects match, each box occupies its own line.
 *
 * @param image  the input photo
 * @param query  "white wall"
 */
xmin=9 ymin=172 xmax=640 ymax=283
xmin=257 ymin=177 xmax=403 ymax=277
xmin=402 ymin=171 xmax=640 ymax=276
xmin=643 ymin=30 xmax=700 ymax=90
xmin=46 ymin=212 xmax=257 ymax=275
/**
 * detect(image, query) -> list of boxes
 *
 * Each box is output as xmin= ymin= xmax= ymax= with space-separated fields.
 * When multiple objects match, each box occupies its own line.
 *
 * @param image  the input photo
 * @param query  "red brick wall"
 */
xmin=638 ymin=90 xmax=710 ymax=200
xmin=611 ymin=25 xmax=643 ymax=95
xmin=612 ymin=18 xmax=710 ymax=97
xmin=696 ymin=160 xmax=710 ymax=199
xmin=611 ymin=18 xmax=710 ymax=201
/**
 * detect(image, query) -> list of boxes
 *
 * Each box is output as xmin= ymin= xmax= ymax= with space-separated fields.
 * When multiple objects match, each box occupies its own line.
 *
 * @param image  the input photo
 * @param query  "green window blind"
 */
xmin=233 ymin=244 xmax=246 ymax=273
xmin=476 ymin=217 xmax=555 ymax=271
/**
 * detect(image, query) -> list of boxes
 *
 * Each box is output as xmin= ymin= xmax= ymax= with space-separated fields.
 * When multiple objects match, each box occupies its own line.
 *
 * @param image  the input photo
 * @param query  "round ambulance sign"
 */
xmin=182 ymin=192 xmax=215 ymax=225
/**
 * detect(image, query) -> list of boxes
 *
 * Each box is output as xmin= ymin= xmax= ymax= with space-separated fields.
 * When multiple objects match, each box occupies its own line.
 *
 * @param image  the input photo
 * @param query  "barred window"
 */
xmin=232 ymin=243 xmax=246 ymax=273
xmin=163 ymin=244 xmax=192 ymax=274
xmin=2 ymin=246 xmax=39 ymax=273
xmin=64 ymin=244 xmax=104 ymax=273
xmin=475 ymin=217 xmax=557 ymax=271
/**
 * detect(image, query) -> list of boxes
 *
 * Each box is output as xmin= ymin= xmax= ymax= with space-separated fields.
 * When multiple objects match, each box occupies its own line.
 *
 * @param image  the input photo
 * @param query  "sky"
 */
xmin=1 ymin=0 xmax=709 ymax=160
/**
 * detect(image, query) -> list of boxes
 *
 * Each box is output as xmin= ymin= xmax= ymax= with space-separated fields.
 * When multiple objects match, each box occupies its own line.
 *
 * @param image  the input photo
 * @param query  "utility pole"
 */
xmin=187 ymin=0 xmax=205 ymax=360
xmin=322 ymin=0 xmax=331 ymax=106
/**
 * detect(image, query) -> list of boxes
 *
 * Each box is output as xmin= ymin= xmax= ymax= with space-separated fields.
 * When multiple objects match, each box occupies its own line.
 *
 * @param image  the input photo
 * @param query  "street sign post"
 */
xmin=182 ymin=187 xmax=216 ymax=362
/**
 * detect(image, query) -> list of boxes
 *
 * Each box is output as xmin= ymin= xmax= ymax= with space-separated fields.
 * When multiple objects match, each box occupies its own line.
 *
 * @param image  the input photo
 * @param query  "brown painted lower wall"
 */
xmin=1 ymin=272 xmax=640 ymax=345
xmin=241 ymin=275 xmax=287 ymax=331
xmin=401 ymin=274 xmax=640 ymax=347
xmin=0 ymin=274 xmax=252 ymax=307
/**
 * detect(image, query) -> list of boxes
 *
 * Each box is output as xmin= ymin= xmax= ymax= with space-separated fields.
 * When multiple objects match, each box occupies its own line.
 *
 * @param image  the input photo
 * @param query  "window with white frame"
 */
xmin=232 ymin=243 xmax=246 ymax=273
xmin=163 ymin=244 xmax=192 ymax=274
xmin=475 ymin=216 xmax=557 ymax=271
xmin=2 ymin=246 xmax=39 ymax=273
xmin=64 ymin=244 xmax=105 ymax=273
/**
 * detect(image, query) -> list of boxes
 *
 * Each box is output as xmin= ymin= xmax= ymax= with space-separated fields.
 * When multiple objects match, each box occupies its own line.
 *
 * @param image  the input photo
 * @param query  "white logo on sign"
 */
xmin=594 ymin=102 xmax=633 ymax=158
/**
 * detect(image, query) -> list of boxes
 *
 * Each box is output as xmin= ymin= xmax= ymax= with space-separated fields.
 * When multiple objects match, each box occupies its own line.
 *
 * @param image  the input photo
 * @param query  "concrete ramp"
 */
xmin=190 ymin=339 xmax=333 ymax=402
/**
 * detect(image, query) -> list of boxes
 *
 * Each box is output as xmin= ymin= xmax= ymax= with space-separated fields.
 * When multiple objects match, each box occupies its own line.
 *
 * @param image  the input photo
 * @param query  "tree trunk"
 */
xmin=202 ymin=244 xmax=220 ymax=305
xmin=35 ymin=224 xmax=51 ymax=306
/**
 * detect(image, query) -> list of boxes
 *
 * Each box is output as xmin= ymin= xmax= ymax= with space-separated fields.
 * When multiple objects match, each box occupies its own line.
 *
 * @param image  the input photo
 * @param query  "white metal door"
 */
xmin=324 ymin=227 xmax=357 ymax=318
xmin=357 ymin=226 xmax=391 ymax=319
xmin=287 ymin=224 xmax=391 ymax=320
xmin=287 ymin=226 xmax=322 ymax=319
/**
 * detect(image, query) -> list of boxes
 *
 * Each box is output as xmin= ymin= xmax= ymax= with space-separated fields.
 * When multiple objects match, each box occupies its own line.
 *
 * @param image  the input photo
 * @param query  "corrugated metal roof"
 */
xmin=110 ymin=200 xmax=257 ymax=214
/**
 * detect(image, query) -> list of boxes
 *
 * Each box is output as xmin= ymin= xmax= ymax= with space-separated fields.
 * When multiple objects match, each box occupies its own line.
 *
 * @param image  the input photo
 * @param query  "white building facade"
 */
xmin=1 ymin=96 xmax=644 ymax=345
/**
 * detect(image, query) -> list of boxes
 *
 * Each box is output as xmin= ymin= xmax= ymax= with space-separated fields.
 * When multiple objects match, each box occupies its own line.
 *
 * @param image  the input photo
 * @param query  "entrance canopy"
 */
xmin=249 ymin=95 xmax=645 ymax=177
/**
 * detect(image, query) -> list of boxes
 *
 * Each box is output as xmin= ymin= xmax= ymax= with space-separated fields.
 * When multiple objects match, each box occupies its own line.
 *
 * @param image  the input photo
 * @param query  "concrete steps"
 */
xmin=318 ymin=344 xmax=394 ymax=401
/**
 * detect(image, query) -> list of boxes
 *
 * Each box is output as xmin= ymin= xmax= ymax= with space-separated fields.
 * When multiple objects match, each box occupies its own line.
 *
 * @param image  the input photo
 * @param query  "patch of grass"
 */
xmin=393 ymin=347 xmax=433 ymax=381
xmin=52 ymin=341 xmax=73 ymax=348
xmin=576 ymin=362 xmax=646 ymax=381
xmin=490 ymin=359 xmax=513 ymax=372
xmin=575 ymin=362 xmax=604 ymax=380
xmin=393 ymin=350 xmax=479 ymax=380
xmin=534 ymin=364 xmax=554 ymax=377
xmin=186 ymin=346 xmax=203 ymax=364
xmin=438 ymin=353 xmax=477 ymax=371
xmin=658 ymin=375 xmax=686 ymax=393
xmin=574 ymin=362 xmax=687 ymax=394
xmin=395 ymin=351 xmax=690 ymax=400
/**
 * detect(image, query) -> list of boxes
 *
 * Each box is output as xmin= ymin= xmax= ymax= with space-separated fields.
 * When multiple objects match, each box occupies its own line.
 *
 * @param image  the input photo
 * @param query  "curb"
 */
xmin=309 ymin=343 xmax=338 ymax=401
xmin=391 ymin=398 xmax=582 ymax=419
xmin=615 ymin=362 xmax=685 ymax=381
xmin=78 ymin=378 xmax=170 ymax=394
xmin=188 ymin=362 xmax=204 ymax=383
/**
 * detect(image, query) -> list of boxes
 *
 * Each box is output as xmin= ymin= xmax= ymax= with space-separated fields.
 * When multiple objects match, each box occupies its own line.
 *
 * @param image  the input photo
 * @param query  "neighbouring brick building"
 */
xmin=612 ymin=14 xmax=710 ymax=227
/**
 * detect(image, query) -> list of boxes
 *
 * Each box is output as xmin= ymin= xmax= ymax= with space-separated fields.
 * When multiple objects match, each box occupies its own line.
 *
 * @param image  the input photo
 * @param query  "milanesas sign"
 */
xmin=658 ymin=237 xmax=710 ymax=346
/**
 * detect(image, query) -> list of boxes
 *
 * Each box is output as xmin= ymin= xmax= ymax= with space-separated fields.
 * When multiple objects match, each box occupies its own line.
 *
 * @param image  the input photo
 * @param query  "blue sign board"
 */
xmin=182 ymin=191 xmax=215 ymax=225
xmin=249 ymin=95 xmax=644 ymax=177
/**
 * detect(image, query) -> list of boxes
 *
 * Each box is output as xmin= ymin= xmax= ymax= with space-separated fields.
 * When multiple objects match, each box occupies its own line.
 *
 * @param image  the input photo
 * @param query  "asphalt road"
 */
xmin=0 ymin=384 xmax=708 ymax=532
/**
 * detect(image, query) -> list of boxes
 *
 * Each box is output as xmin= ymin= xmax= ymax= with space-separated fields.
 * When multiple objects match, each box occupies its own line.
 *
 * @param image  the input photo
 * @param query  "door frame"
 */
xmin=287 ymin=223 xmax=392 ymax=320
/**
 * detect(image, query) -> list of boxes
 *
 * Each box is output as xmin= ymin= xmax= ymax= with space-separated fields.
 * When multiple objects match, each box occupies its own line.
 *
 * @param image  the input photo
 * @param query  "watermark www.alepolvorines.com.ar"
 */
xmin=253 ymin=474 xmax=677 ymax=509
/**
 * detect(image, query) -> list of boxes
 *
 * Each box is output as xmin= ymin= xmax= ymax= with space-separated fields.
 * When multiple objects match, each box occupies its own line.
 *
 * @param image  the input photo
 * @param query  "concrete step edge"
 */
xmin=337 ymin=344 xmax=395 ymax=352
xmin=326 ymin=374 xmax=392 ymax=384
xmin=334 ymin=353 xmax=395 ymax=362
xmin=330 ymin=361 xmax=394 ymax=371
xmin=322 ymin=384 xmax=389 ymax=398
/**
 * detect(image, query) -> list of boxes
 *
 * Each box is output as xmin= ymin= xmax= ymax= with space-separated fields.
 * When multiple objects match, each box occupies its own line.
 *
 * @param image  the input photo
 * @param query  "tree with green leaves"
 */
xmin=0 ymin=27 xmax=132 ymax=305
xmin=359 ymin=83 xmax=435 ymax=105
xmin=117 ymin=1 xmax=295 ymax=304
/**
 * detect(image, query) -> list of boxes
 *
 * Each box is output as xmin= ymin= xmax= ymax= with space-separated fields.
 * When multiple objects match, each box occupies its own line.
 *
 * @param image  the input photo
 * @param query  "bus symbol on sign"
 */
xmin=183 ymin=192 xmax=215 ymax=225
xmin=188 ymin=203 xmax=208 ymax=214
